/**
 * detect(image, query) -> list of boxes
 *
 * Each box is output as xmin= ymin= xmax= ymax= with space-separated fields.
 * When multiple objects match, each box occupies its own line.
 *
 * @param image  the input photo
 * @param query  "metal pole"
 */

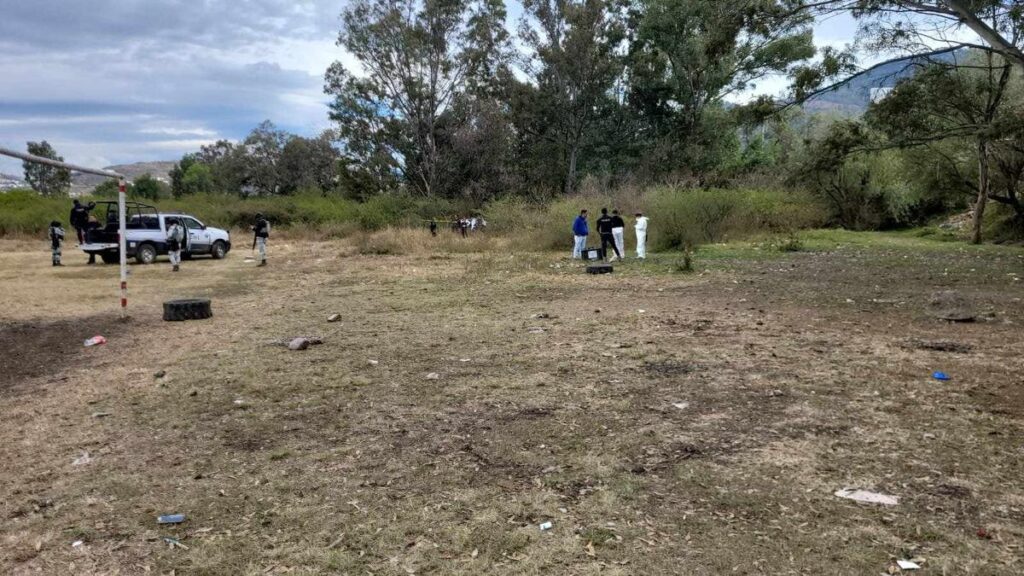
xmin=118 ymin=178 xmax=128 ymax=320
xmin=0 ymin=145 xmax=123 ymax=178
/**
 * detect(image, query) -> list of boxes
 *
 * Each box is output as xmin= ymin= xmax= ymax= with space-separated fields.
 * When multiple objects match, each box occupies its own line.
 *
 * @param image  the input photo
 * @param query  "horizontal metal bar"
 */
xmin=0 ymin=145 xmax=124 ymax=179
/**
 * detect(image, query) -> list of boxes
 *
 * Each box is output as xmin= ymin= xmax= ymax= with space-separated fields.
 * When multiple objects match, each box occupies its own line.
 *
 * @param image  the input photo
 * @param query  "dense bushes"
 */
xmin=0 ymin=185 xmax=831 ymax=250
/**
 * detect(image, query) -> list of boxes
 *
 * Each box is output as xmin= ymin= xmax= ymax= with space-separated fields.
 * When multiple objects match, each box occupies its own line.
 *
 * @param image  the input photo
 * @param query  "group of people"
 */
xmin=46 ymin=199 xmax=271 ymax=271
xmin=427 ymin=216 xmax=487 ymax=238
xmin=48 ymin=199 xmax=99 ymax=266
xmin=572 ymin=208 xmax=648 ymax=261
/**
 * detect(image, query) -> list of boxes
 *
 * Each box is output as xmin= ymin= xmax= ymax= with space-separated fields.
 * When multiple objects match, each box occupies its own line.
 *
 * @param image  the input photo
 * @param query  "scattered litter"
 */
xmin=233 ymin=399 xmax=246 ymax=406
xmin=83 ymin=335 xmax=107 ymax=347
xmin=470 ymin=548 xmax=479 ymax=558
xmin=71 ymin=540 xmax=84 ymax=548
xmin=368 ymin=359 xmax=379 ymax=366
xmin=91 ymin=412 xmax=111 ymax=418
xmin=897 ymin=560 xmax=921 ymax=570
xmin=268 ymin=336 xmax=324 ymax=348
xmin=153 ymin=370 xmax=166 ymax=379
xmin=977 ymin=527 xmax=992 ymax=539
xmin=327 ymin=314 xmax=342 ymax=323
xmin=72 ymin=451 xmax=93 ymax=466
xmin=767 ymin=389 xmax=785 ymax=398
xmin=672 ymin=402 xmax=690 ymax=410
xmin=163 ymin=536 xmax=189 ymax=550
xmin=932 ymin=371 xmax=951 ymax=381
xmin=528 ymin=327 xmax=546 ymax=334
xmin=459 ymin=358 xmax=471 ymax=362
xmin=638 ymin=309 xmax=646 ymax=314
xmin=288 ymin=338 xmax=311 ymax=351
xmin=157 ymin=514 xmax=186 ymax=524
xmin=531 ymin=313 xmax=551 ymax=319
xmin=845 ymin=298 xmax=855 ymax=304
xmin=834 ymin=488 xmax=899 ymax=506
xmin=539 ymin=521 xmax=553 ymax=531
xmin=425 ymin=373 xmax=440 ymax=380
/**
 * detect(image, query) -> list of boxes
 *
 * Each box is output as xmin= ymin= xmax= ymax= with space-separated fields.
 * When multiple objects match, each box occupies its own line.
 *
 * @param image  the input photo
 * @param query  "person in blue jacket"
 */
xmin=572 ymin=209 xmax=589 ymax=259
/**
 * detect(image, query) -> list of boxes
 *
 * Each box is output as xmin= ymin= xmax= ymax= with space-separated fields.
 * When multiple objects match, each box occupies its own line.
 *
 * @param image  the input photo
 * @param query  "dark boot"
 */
xmin=172 ymin=265 xmax=180 ymax=272
xmin=257 ymin=260 xmax=267 ymax=267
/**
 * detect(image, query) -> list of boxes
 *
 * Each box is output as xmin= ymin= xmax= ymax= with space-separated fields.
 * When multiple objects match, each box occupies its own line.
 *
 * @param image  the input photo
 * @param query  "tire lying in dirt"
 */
xmin=586 ymin=264 xmax=613 ymax=275
xmin=163 ymin=298 xmax=213 ymax=322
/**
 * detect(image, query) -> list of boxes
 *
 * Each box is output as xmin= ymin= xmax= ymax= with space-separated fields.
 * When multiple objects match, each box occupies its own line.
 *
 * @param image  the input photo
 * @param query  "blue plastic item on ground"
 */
xmin=932 ymin=372 xmax=951 ymax=381
xmin=157 ymin=514 xmax=186 ymax=524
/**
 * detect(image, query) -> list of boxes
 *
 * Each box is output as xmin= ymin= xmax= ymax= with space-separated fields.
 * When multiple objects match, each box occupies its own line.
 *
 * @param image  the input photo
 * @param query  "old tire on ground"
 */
xmin=163 ymin=298 xmax=213 ymax=322
xmin=136 ymin=243 xmax=158 ymax=265
xmin=211 ymin=241 xmax=227 ymax=260
xmin=586 ymin=264 xmax=613 ymax=275
xmin=100 ymin=252 xmax=119 ymax=264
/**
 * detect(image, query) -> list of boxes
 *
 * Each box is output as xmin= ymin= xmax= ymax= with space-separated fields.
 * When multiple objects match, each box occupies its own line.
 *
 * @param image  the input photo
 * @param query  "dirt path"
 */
xmin=1 ymin=238 xmax=1022 ymax=575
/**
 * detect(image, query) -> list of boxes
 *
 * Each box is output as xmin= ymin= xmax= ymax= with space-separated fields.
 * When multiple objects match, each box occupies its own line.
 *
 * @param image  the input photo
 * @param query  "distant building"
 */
xmin=0 ymin=173 xmax=27 ymax=191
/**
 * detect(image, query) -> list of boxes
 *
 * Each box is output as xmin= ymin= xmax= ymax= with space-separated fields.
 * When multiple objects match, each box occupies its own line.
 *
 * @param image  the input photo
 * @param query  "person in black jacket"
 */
xmin=595 ymin=208 xmax=621 ymax=262
xmin=68 ymin=199 xmax=95 ymax=245
xmin=252 ymin=213 xmax=270 ymax=267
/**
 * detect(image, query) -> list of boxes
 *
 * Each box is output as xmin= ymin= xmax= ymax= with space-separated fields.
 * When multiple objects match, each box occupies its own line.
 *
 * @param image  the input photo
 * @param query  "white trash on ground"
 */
xmin=897 ymin=560 xmax=921 ymax=570
xmin=834 ymin=488 xmax=899 ymax=506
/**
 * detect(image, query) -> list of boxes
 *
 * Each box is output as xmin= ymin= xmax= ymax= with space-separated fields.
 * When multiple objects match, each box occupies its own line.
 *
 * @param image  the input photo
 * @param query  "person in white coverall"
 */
xmin=634 ymin=212 xmax=648 ymax=259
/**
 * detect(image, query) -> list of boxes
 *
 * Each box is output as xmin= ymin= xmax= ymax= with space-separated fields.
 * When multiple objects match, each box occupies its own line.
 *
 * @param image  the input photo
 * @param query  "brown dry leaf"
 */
xmin=586 ymin=541 xmax=596 ymax=557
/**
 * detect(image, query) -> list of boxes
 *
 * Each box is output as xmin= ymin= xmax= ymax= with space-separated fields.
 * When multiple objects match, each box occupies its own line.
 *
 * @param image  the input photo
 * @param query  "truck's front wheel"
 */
xmin=136 ymin=244 xmax=157 ymax=265
xmin=211 ymin=241 xmax=227 ymax=260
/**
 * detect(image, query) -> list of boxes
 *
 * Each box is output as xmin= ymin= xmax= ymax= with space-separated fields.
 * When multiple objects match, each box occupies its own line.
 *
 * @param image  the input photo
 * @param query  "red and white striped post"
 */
xmin=118 ymin=178 xmax=128 ymax=319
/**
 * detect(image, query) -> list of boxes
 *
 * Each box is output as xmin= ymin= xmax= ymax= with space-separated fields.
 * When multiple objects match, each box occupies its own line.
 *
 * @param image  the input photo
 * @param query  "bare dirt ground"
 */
xmin=1 ymin=232 xmax=1023 ymax=575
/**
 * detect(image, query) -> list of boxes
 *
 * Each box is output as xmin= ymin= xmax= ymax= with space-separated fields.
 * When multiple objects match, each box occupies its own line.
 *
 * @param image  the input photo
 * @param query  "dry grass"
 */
xmin=1 ymin=235 xmax=1023 ymax=575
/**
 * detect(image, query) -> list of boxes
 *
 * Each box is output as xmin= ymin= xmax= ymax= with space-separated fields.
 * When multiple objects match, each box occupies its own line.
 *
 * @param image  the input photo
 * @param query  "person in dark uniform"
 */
xmin=69 ymin=199 xmax=95 ymax=245
xmin=429 ymin=220 xmax=438 ymax=236
xmin=49 ymin=220 xmax=65 ymax=266
xmin=252 ymin=213 xmax=270 ymax=266
xmin=596 ymin=208 xmax=621 ymax=262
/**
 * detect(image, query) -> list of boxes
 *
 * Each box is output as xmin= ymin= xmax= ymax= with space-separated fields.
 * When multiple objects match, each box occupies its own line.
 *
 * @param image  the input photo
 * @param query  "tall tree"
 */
xmin=867 ymin=51 xmax=1021 ymax=243
xmin=325 ymin=0 xmax=509 ymax=197
xmin=278 ymin=133 xmax=341 ymax=194
xmin=629 ymin=0 xmax=816 ymax=172
xmin=22 ymin=141 xmax=71 ymax=196
xmin=517 ymin=0 xmax=625 ymax=194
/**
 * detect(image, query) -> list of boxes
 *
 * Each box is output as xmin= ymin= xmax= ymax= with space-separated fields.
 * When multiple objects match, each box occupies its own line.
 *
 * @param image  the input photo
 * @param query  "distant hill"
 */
xmin=72 ymin=161 xmax=176 ymax=196
xmin=805 ymin=50 xmax=961 ymax=115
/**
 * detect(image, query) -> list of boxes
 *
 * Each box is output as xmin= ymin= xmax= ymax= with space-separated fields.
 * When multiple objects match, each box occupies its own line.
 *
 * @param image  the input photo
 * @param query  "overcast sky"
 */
xmin=0 ymin=1 xmax=858 ymax=175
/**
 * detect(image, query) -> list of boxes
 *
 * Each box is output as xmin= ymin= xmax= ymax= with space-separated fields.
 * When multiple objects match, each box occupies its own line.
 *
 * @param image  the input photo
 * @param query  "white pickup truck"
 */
xmin=80 ymin=201 xmax=232 ymax=264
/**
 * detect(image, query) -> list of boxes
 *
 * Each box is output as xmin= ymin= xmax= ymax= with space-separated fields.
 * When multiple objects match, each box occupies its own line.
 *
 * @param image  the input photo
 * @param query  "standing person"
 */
xmin=572 ymin=209 xmax=589 ymax=259
xmin=69 ymin=199 xmax=94 ymax=245
xmin=611 ymin=210 xmax=626 ymax=261
xmin=48 ymin=220 xmax=65 ymax=266
xmin=252 ymin=213 xmax=270 ymax=267
xmin=166 ymin=217 xmax=184 ymax=272
xmin=596 ymin=208 xmax=621 ymax=262
xmin=634 ymin=212 xmax=649 ymax=259
xmin=429 ymin=220 xmax=438 ymax=237
xmin=459 ymin=218 xmax=468 ymax=238
xmin=85 ymin=213 xmax=100 ymax=264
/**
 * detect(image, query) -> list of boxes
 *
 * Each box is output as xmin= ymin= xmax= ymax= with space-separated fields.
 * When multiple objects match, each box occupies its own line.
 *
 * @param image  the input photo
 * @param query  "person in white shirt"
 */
xmin=634 ymin=212 xmax=649 ymax=259
xmin=166 ymin=217 xmax=185 ymax=272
